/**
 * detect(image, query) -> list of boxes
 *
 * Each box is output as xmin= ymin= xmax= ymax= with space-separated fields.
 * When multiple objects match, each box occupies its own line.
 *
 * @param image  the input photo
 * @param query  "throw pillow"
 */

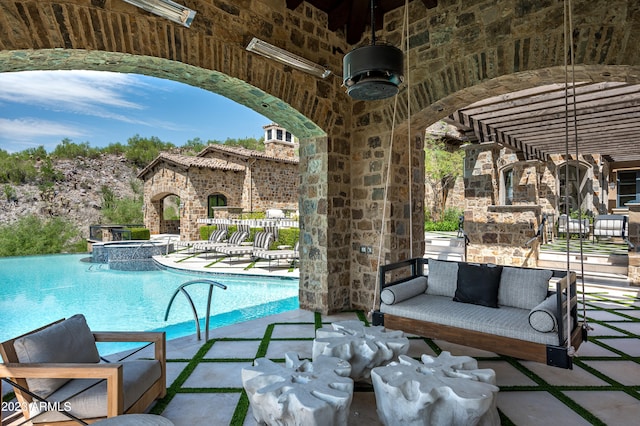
xmin=426 ymin=259 xmax=459 ymax=297
xmin=453 ymin=263 xmax=503 ymax=308
xmin=14 ymin=314 xmax=100 ymax=397
xmin=498 ymin=267 xmax=553 ymax=309
xmin=380 ymin=276 xmax=428 ymax=305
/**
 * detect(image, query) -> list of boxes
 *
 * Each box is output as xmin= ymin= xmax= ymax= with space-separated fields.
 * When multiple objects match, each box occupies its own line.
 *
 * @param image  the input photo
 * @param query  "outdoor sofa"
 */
xmin=373 ymin=258 xmax=586 ymax=369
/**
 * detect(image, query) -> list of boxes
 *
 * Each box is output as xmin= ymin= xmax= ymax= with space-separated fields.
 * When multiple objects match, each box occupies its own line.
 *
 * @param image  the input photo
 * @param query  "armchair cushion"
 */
xmin=28 ymin=360 xmax=161 ymax=423
xmin=14 ymin=314 xmax=100 ymax=396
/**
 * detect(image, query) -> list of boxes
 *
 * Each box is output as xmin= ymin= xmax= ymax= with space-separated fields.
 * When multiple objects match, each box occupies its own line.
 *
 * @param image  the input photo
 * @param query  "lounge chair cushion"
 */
xmin=381 ymin=277 xmax=428 ymax=305
xmin=426 ymin=259 xmax=458 ymax=297
xmin=29 ymin=360 xmax=161 ymax=423
xmin=498 ymin=267 xmax=552 ymax=309
xmin=453 ymin=263 xmax=503 ymax=308
xmin=228 ymin=231 xmax=249 ymax=245
xmin=253 ymin=232 xmax=274 ymax=249
xmin=14 ymin=314 xmax=100 ymax=397
xmin=209 ymin=229 xmax=227 ymax=242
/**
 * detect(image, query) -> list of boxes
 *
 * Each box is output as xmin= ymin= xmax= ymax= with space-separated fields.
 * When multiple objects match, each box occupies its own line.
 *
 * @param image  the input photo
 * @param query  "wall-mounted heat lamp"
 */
xmin=246 ymin=37 xmax=331 ymax=79
xmin=122 ymin=0 xmax=196 ymax=27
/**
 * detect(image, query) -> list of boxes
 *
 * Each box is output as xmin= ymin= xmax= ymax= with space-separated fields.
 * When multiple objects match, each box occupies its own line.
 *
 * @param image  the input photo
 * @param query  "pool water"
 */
xmin=0 ymin=254 xmax=299 ymax=354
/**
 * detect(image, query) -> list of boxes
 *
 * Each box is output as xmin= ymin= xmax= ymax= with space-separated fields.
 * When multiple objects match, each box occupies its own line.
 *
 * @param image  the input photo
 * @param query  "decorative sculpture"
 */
xmin=241 ymin=352 xmax=353 ymax=426
xmin=313 ymin=320 xmax=409 ymax=382
xmin=371 ymin=352 xmax=500 ymax=426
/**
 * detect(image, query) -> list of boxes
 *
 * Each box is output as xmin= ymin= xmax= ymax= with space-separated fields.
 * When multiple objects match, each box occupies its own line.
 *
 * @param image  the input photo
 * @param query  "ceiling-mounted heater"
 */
xmin=343 ymin=0 xmax=404 ymax=101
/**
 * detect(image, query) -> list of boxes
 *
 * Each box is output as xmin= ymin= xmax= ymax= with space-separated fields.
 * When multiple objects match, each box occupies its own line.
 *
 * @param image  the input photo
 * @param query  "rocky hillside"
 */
xmin=0 ymin=154 xmax=141 ymax=238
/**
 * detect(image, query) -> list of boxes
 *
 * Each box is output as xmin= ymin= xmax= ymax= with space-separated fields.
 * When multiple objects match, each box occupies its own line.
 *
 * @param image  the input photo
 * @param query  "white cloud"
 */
xmin=0 ymin=118 xmax=86 ymax=139
xmin=0 ymin=70 xmax=145 ymax=113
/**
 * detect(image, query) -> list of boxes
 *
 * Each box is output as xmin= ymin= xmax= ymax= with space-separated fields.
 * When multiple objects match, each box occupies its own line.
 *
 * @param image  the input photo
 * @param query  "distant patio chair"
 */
xmin=196 ymin=230 xmax=249 ymax=258
xmin=175 ymin=228 xmax=228 ymax=253
xmin=0 ymin=314 xmax=166 ymax=425
xmin=215 ymin=231 xmax=275 ymax=263
xmin=557 ymin=214 xmax=589 ymax=238
xmin=253 ymin=241 xmax=300 ymax=271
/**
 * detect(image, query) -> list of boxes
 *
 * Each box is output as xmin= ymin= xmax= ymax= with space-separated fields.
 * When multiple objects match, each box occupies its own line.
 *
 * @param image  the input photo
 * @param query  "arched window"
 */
xmin=208 ymin=193 xmax=227 ymax=218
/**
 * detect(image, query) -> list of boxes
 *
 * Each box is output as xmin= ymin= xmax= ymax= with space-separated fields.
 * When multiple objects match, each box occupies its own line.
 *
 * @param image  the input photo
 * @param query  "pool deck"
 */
xmin=153 ymin=246 xmax=300 ymax=279
xmin=3 ymin=253 xmax=640 ymax=425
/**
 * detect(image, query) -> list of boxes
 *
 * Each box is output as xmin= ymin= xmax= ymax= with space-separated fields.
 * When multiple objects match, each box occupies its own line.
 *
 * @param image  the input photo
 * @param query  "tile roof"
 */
xmin=137 ymin=152 xmax=244 ymax=179
xmin=198 ymin=144 xmax=299 ymax=164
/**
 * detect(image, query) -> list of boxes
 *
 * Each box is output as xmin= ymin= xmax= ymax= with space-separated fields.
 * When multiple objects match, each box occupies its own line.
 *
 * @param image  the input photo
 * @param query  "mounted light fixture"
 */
xmin=122 ymin=0 xmax=196 ymax=27
xmin=343 ymin=0 xmax=404 ymax=100
xmin=246 ymin=37 xmax=331 ymax=79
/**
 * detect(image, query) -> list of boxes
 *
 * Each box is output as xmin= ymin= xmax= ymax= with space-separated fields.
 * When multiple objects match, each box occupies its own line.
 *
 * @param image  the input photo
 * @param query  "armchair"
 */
xmin=0 ymin=314 xmax=166 ymax=425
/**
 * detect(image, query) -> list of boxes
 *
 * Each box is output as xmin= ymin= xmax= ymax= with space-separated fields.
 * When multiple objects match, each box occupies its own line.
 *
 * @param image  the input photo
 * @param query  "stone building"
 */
xmin=5 ymin=1 xmax=640 ymax=314
xmin=137 ymin=124 xmax=299 ymax=240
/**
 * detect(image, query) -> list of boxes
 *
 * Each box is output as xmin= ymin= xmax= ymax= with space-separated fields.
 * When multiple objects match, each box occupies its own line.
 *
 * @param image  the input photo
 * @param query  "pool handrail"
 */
xmin=164 ymin=279 xmax=228 ymax=341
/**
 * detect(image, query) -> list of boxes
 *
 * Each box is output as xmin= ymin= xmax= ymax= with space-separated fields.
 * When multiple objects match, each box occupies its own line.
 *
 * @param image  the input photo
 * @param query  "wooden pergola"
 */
xmin=447 ymin=82 xmax=640 ymax=165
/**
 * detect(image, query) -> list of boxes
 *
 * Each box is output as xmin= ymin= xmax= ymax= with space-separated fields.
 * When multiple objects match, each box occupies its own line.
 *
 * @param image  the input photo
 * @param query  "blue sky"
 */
xmin=0 ymin=70 xmax=271 ymax=153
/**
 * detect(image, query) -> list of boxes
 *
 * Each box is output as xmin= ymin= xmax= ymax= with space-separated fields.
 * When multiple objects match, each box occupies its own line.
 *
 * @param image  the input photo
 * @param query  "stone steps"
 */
xmin=538 ymin=250 xmax=628 ymax=274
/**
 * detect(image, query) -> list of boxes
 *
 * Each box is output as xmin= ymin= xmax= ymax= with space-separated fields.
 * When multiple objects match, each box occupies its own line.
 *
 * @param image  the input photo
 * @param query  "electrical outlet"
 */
xmin=360 ymin=246 xmax=366 ymax=253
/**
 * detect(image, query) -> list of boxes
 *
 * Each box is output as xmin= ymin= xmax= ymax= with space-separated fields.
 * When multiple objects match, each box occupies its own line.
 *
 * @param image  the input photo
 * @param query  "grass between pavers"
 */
xmin=149 ymin=294 xmax=640 ymax=426
xmin=541 ymin=239 xmax=629 ymax=255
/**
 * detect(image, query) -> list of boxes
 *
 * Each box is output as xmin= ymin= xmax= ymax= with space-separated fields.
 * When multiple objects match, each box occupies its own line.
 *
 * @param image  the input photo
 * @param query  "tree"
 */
xmin=125 ymin=135 xmax=175 ymax=167
xmin=182 ymin=137 xmax=208 ymax=154
xmin=223 ymin=136 xmax=265 ymax=151
xmin=424 ymin=130 xmax=464 ymax=222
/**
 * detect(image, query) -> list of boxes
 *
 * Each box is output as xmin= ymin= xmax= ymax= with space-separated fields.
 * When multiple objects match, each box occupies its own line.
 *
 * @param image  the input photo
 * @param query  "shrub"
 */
xmin=0 ymin=215 xmax=82 ymax=256
xmin=101 ymin=185 xmax=143 ymax=224
xmin=52 ymin=139 xmax=101 ymax=159
xmin=424 ymin=208 xmax=463 ymax=232
xmin=276 ymin=227 xmax=299 ymax=247
xmin=127 ymin=228 xmax=150 ymax=240
xmin=3 ymin=184 xmax=17 ymax=202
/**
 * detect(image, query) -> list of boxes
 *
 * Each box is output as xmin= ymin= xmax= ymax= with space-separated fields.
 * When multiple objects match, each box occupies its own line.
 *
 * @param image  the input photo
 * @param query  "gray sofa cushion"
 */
xmin=28 ymin=359 xmax=161 ymax=423
xmin=380 ymin=293 xmax=560 ymax=346
xmin=381 ymin=276 xmax=428 ymax=305
xmin=498 ymin=267 xmax=553 ymax=309
xmin=426 ymin=259 xmax=458 ymax=297
xmin=14 ymin=314 xmax=100 ymax=397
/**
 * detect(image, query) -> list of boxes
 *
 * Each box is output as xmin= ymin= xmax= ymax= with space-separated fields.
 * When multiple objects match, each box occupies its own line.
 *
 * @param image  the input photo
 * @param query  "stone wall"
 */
xmin=247 ymin=157 xmax=298 ymax=212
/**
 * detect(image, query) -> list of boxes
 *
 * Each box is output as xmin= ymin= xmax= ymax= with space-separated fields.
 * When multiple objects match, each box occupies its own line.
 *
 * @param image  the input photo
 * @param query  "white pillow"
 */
xmin=381 ymin=276 xmax=428 ymax=305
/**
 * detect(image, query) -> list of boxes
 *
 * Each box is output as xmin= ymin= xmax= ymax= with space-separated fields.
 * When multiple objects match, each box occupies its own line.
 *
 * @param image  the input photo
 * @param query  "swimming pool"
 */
xmin=0 ymin=254 xmax=299 ymax=354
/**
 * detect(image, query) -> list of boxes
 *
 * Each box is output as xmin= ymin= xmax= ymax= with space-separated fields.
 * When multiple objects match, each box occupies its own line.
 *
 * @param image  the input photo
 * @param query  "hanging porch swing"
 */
xmin=371 ymin=0 xmax=589 ymax=369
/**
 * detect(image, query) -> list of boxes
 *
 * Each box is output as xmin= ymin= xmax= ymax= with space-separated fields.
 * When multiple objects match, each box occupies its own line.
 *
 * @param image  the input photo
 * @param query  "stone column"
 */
xmin=626 ymin=202 xmax=640 ymax=286
xmin=298 ymin=134 xmax=351 ymax=314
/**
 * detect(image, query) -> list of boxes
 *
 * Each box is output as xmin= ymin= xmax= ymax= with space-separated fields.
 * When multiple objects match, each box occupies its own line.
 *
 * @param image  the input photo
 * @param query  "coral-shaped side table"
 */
xmin=313 ymin=320 xmax=410 ymax=382
xmin=371 ymin=351 xmax=500 ymax=426
xmin=241 ymin=352 xmax=353 ymax=426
